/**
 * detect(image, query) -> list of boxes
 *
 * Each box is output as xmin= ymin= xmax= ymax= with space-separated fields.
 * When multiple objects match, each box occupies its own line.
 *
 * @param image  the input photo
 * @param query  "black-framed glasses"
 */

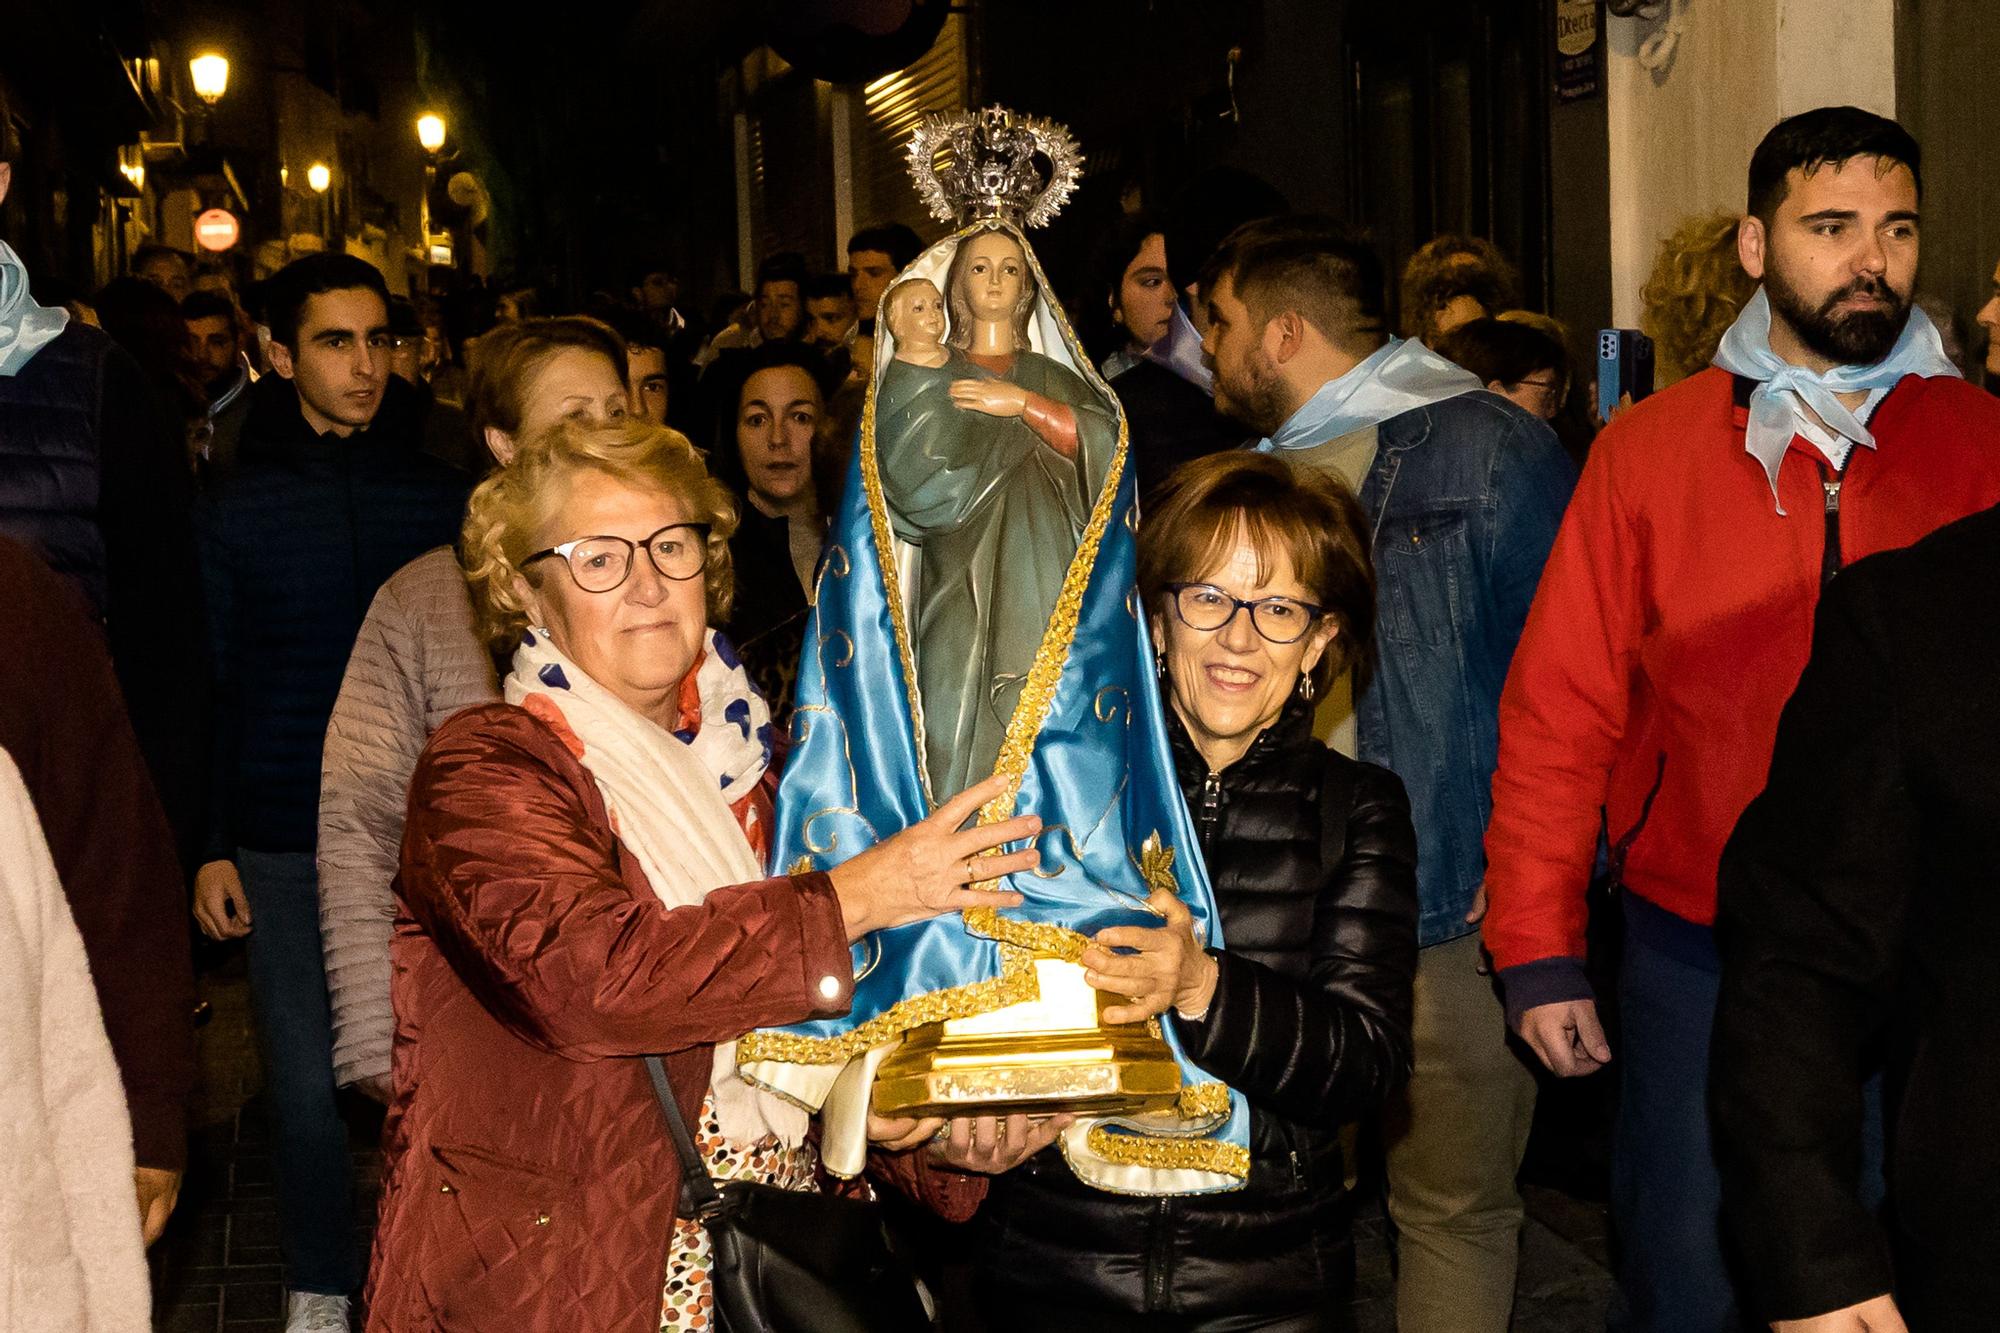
xmin=524 ymin=523 xmax=711 ymax=593
xmin=1164 ymin=582 xmax=1325 ymax=645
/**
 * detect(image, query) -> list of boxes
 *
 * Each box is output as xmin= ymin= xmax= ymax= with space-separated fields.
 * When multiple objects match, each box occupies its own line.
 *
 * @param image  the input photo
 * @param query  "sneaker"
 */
xmin=285 ymin=1292 xmax=351 ymax=1332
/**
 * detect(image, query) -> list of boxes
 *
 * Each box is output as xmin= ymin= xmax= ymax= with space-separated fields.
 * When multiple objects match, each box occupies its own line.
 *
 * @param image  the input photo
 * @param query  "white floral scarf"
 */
xmin=504 ymin=627 xmax=803 ymax=1147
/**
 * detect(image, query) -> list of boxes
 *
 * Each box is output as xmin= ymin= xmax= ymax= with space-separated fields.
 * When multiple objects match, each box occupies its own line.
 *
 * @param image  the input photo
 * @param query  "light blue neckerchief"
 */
xmin=1256 ymin=337 xmax=1483 ymax=452
xmin=1140 ymin=301 xmax=1214 ymax=393
xmin=0 ymin=240 xmax=70 ymax=378
xmin=1712 ymin=287 xmax=1959 ymax=513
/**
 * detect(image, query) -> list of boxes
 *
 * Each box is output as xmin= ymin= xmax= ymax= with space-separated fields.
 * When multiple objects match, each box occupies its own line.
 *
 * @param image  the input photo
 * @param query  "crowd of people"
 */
xmin=2 ymin=100 xmax=1999 ymax=1333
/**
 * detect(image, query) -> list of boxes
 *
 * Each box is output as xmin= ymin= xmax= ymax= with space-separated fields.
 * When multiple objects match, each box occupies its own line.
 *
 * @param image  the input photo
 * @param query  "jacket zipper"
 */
xmin=1289 ymin=1149 xmax=1306 ymax=1190
xmin=1196 ymin=771 xmax=1222 ymax=850
xmin=1145 ymin=1196 xmax=1173 ymax=1311
xmin=1820 ymin=472 xmax=1844 ymax=588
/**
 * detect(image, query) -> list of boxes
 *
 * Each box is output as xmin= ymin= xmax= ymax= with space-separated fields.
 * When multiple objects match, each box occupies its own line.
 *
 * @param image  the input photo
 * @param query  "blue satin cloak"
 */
xmin=757 ymin=414 xmax=1250 ymax=1188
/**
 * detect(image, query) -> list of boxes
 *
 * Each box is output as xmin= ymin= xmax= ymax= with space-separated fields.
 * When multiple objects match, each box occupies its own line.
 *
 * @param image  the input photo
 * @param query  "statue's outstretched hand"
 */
xmin=949 ymin=378 xmax=1028 ymax=417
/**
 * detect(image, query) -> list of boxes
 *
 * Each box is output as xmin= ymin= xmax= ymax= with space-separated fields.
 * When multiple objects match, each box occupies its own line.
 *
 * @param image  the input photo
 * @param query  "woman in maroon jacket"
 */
xmin=366 ymin=418 xmax=1042 ymax=1332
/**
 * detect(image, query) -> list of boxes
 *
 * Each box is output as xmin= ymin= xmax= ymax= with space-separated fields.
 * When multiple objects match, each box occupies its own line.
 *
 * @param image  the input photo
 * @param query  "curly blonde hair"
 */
xmin=461 ymin=418 xmax=739 ymax=651
xmin=1639 ymin=212 xmax=1758 ymax=385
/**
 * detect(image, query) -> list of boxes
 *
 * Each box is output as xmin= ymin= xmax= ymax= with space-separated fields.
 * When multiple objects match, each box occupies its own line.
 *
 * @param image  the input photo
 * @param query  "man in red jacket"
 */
xmin=1482 ymin=105 xmax=2000 ymax=1330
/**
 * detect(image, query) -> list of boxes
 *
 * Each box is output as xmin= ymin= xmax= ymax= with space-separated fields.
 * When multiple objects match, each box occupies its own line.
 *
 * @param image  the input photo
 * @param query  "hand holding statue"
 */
xmin=929 ymin=1113 xmax=1073 ymax=1173
xmin=863 ymin=1110 xmax=1071 ymax=1175
xmin=1079 ymin=887 xmax=1218 ymax=1024
xmin=826 ymin=772 xmax=1040 ymax=941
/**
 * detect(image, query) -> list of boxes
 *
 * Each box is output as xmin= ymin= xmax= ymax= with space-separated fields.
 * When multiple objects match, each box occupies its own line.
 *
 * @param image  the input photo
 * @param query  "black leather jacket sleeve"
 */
xmin=1173 ymin=763 xmax=1419 ymax=1127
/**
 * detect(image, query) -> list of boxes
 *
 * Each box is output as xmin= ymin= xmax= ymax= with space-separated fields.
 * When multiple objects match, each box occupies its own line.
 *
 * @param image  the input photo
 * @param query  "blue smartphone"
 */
xmin=1596 ymin=329 xmax=1655 ymax=422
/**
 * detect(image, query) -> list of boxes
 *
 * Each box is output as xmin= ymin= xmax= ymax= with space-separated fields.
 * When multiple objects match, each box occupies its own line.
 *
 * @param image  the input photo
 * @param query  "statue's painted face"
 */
xmin=887 ymin=279 xmax=946 ymax=347
xmin=959 ymin=231 xmax=1026 ymax=322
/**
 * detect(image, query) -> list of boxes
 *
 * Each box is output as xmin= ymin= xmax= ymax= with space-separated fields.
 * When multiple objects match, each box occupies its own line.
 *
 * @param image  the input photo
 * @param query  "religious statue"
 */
xmin=738 ymin=107 xmax=1250 ymax=1197
xmin=876 ymin=240 xmax=1119 ymax=795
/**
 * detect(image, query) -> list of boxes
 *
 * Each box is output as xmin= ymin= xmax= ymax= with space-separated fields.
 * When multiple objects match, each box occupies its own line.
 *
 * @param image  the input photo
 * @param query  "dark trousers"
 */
xmin=1610 ymin=926 xmax=1740 ymax=1331
xmin=239 ymin=849 xmax=361 ymax=1295
xmin=1610 ymin=910 xmax=1885 ymax=1332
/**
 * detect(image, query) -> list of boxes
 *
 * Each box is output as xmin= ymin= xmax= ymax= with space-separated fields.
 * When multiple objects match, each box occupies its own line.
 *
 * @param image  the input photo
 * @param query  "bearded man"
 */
xmin=1481 ymin=105 xmax=2000 ymax=1331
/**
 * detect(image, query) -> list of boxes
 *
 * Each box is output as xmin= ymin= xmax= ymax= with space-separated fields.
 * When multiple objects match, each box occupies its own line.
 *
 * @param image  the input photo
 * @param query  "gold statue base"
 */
xmin=871 ymin=956 xmax=1183 ymax=1118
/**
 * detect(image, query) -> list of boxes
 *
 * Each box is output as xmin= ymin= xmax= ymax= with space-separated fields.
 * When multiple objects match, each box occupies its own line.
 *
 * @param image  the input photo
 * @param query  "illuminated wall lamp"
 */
xmin=190 ymin=53 xmax=229 ymax=106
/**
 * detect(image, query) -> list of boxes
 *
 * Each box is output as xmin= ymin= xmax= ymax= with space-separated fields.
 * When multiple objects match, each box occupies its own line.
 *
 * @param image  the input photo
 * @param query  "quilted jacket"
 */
xmin=367 ymin=702 xmax=981 ymax=1331
xmin=317 ymin=546 xmax=498 ymax=1088
xmin=976 ymin=699 xmax=1419 ymax=1318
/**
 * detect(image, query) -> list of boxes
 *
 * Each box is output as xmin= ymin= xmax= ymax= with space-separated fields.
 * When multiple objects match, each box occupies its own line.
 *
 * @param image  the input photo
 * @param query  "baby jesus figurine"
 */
xmin=885 ymin=278 xmax=949 ymax=369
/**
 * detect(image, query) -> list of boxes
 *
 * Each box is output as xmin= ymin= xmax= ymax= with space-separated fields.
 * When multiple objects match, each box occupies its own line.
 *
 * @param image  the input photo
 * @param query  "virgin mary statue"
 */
xmin=737 ymin=108 xmax=1250 ymax=1196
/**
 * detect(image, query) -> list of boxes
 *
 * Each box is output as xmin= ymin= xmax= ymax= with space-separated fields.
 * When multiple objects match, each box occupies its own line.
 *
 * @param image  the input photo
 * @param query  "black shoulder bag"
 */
xmin=642 ymin=1056 xmax=933 ymax=1333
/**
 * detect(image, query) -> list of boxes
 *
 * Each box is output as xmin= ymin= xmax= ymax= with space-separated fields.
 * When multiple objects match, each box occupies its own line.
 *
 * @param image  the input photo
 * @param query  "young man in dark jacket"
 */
xmin=1200 ymin=216 xmax=1574 ymax=1333
xmin=192 ymin=253 xmax=468 ymax=1331
xmin=1712 ymin=501 xmax=2000 ymax=1332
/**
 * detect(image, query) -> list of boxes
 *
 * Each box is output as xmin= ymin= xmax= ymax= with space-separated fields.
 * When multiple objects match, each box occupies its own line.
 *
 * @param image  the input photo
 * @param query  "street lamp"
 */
xmin=415 ymin=114 xmax=448 ymax=283
xmin=306 ymin=161 xmax=333 ymax=239
xmin=190 ymin=53 xmax=230 ymax=106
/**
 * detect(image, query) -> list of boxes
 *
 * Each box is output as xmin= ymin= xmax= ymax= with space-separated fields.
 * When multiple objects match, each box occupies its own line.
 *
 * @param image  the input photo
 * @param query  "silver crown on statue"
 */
xmin=907 ymin=105 xmax=1083 ymax=230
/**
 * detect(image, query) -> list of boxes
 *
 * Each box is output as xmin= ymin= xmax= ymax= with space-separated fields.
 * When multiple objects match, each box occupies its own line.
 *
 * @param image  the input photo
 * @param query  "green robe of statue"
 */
xmin=876 ymin=347 xmax=1118 ymax=797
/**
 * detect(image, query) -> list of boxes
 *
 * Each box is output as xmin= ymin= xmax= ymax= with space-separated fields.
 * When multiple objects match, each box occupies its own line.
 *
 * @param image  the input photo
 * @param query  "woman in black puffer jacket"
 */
xmin=973 ymin=451 xmax=1420 ymax=1331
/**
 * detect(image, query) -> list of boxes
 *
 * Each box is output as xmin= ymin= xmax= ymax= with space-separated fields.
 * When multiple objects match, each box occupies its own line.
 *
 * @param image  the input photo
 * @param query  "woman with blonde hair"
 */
xmin=366 ymin=418 xmax=1043 ymax=1332
xmin=1639 ymin=211 xmax=1758 ymax=386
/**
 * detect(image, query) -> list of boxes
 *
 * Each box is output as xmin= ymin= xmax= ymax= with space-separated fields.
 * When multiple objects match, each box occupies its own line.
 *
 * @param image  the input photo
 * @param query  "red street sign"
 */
xmin=194 ymin=208 xmax=241 ymax=252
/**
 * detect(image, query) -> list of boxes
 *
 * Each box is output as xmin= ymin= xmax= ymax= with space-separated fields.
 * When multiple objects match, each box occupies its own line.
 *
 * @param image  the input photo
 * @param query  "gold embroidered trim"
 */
xmin=961 ymin=905 xmax=1089 ymax=960
xmin=736 ymin=942 xmax=1041 ymax=1066
xmin=1177 ymin=1082 xmax=1230 ymax=1120
xmin=1135 ymin=833 xmax=1178 ymax=898
xmin=855 ymin=347 xmax=935 ymax=810
xmin=1084 ymin=1125 xmax=1251 ymax=1179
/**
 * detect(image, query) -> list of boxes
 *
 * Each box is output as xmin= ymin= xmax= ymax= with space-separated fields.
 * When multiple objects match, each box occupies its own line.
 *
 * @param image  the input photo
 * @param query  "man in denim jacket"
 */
xmin=1198 ymin=217 xmax=1575 ymax=1333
